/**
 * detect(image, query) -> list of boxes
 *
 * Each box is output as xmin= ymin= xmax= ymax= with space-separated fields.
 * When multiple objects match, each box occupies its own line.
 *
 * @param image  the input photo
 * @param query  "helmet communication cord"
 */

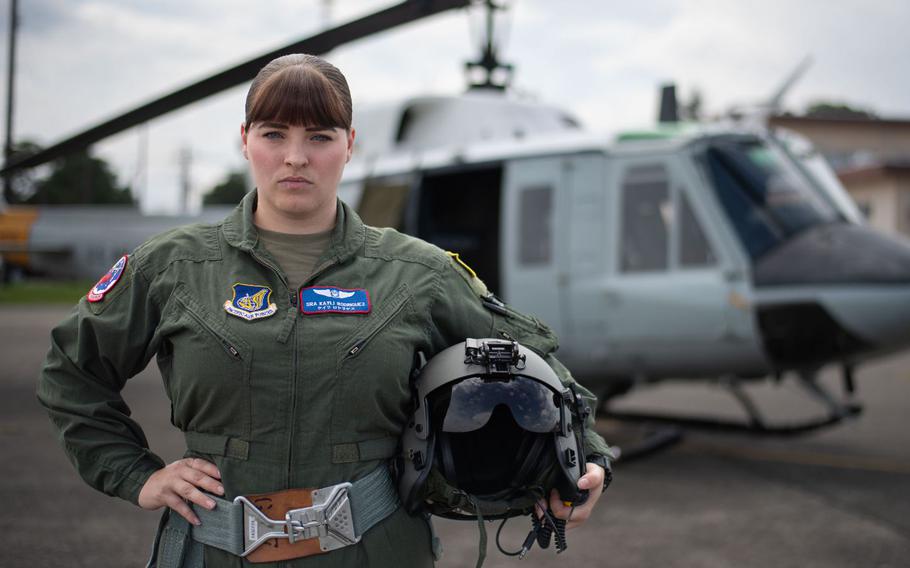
xmin=495 ymin=497 xmax=570 ymax=559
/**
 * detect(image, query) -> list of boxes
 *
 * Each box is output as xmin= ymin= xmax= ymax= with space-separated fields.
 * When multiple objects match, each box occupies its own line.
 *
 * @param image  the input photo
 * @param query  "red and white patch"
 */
xmin=87 ymin=255 xmax=128 ymax=303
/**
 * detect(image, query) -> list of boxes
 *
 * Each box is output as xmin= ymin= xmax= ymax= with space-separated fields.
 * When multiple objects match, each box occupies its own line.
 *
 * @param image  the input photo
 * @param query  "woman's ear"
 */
xmin=240 ymin=123 xmax=249 ymax=160
xmin=345 ymin=128 xmax=356 ymax=163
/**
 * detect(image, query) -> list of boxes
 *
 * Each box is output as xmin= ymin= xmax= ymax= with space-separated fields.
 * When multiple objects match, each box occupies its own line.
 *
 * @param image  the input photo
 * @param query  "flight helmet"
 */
xmin=398 ymin=338 xmax=589 ymax=520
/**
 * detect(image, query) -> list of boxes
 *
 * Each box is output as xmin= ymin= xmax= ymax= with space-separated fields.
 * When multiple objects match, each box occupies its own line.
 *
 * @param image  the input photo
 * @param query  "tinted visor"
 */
xmin=442 ymin=376 xmax=561 ymax=434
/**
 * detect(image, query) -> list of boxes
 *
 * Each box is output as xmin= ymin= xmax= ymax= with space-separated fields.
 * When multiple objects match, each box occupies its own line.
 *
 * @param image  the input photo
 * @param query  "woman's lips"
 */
xmin=278 ymin=176 xmax=313 ymax=188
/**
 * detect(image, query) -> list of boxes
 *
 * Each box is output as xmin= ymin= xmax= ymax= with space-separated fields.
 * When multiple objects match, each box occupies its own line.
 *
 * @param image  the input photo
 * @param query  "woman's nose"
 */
xmin=284 ymin=145 xmax=309 ymax=167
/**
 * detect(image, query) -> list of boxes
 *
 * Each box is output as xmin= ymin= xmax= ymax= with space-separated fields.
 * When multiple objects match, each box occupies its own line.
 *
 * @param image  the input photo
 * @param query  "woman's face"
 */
xmin=241 ymin=121 xmax=354 ymax=232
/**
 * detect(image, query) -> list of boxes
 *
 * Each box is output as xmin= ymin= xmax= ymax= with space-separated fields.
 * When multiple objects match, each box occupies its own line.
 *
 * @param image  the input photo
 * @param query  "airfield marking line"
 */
xmin=682 ymin=442 xmax=910 ymax=475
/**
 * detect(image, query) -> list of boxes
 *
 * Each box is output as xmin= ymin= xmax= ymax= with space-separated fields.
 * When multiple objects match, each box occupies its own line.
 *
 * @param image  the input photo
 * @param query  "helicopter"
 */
xmin=3 ymin=0 xmax=910 ymax=437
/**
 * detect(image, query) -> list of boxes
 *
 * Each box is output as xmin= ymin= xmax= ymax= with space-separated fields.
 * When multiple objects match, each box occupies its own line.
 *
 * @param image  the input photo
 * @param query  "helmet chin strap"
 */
xmin=511 ymin=434 xmax=549 ymax=488
xmin=438 ymin=431 xmax=459 ymax=487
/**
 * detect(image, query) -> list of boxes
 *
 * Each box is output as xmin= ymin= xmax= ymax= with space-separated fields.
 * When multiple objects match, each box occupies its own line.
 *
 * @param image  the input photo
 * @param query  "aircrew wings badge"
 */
xmin=224 ymin=283 xmax=278 ymax=321
xmin=87 ymin=255 xmax=128 ymax=303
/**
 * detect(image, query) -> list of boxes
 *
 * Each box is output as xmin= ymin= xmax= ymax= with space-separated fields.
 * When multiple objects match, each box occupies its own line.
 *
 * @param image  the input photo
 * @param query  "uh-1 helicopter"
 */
xmin=332 ymin=4 xmax=910 ymax=437
xmin=4 ymin=0 xmax=910 ymax=439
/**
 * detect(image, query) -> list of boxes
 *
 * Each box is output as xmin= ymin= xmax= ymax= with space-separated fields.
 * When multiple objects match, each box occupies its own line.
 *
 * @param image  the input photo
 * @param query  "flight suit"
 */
xmin=37 ymin=190 xmax=612 ymax=567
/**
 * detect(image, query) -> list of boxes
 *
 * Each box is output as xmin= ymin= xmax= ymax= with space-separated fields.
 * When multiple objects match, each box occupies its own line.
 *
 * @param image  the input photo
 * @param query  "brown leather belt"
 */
xmin=243 ymin=488 xmax=325 ymax=563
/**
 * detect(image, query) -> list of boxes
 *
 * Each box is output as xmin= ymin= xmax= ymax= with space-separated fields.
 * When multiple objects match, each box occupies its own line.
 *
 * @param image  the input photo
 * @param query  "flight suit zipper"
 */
xmin=248 ymin=247 xmax=299 ymax=486
xmin=344 ymin=298 xmax=409 ymax=359
xmin=286 ymin=257 xmax=337 ymax=485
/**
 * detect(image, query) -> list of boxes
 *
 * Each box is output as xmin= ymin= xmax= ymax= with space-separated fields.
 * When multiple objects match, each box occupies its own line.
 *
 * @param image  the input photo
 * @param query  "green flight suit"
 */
xmin=37 ymin=190 xmax=612 ymax=567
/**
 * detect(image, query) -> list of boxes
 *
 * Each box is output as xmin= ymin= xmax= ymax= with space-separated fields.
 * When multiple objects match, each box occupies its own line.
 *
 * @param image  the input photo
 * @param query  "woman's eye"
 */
xmin=263 ymin=131 xmax=284 ymax=140
xmin=311 ymin=134 xmax=332 ymax=142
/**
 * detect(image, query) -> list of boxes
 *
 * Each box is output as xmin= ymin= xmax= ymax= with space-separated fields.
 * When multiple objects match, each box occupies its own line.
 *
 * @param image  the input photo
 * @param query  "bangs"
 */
xmin=246 ymin=65 xmax=350 ymax=130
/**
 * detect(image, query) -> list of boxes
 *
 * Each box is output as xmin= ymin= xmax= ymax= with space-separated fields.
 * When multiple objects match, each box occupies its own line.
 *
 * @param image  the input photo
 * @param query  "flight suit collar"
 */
xmin=222 ymin=189 xmax=365 ymax=265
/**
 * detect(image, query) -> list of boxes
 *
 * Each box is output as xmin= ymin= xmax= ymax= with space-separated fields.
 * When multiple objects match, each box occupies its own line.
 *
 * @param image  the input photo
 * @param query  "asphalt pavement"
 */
xmin=2 ymin=305 xmax=909 ymax=567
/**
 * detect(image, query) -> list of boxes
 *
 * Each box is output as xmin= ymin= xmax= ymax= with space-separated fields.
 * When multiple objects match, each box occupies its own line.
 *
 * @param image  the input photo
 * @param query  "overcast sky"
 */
xmin=3 ymin=0 xmax=908 ymax=213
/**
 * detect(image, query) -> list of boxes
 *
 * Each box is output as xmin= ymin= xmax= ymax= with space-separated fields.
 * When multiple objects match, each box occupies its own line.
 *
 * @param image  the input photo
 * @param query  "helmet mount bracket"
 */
xmin=463 ymin=338 xmax=526 ymax=377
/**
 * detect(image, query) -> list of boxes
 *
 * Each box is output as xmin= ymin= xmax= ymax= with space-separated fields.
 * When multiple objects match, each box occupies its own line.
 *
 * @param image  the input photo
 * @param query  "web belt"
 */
xmin=147 ymin=464 xmax=400 ymax=567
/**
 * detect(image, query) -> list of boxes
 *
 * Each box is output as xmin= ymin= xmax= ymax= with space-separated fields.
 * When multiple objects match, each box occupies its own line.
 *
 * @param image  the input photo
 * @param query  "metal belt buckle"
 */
xmin=236 ymin=481 xmax=359 ymax=556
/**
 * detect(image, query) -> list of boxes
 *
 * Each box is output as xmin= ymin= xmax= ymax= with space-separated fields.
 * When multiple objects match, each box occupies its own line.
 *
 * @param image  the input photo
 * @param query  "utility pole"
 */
xmin=178 ymin=146 xmax=192 ymax=214
xmin=321 ymin=0 xmax=333 ymax=28
xmin=3 ymin=0 xmax=18 ymax=204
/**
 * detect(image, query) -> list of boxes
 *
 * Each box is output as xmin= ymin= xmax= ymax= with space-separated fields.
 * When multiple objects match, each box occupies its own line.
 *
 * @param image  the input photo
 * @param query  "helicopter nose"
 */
xmin=754 ymin=223 xmax=910 ymax=287
xmin=753 ymin=223 xmax=910 ymax=361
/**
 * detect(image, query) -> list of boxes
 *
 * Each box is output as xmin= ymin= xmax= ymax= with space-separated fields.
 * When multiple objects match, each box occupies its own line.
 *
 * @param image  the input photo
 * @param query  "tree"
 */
xmin=682 ymin=88 xmax=704 ymax=122
xmin=26 ymin=149 xmax=133 ymax=205
xmin=806 ymin=101 xmax=877 ymax=120
xmin=203 ymin=170 xmax=249 ymax=205
xmin=3 ymin=140 xmax=44 ymax=204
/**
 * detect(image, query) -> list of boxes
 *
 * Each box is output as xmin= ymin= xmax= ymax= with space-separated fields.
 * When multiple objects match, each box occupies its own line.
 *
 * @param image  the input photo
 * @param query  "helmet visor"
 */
xmin=442 ymin=376 xmax=561 ymax=434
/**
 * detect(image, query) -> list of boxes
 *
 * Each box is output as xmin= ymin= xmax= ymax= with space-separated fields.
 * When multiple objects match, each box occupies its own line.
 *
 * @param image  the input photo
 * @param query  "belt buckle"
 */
xmin=289 ymin=482 xmax=358 ymax=552
xmin=236 ymin=481 xmax=359 ymax=557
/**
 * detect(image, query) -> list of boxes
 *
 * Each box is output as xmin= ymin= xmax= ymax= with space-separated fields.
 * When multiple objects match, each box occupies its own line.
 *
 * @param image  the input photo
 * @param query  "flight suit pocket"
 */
xmin=333 ymin=284 xmax=415 ymax=437
xmin=162 ymin=286 xmax=252 ymax=438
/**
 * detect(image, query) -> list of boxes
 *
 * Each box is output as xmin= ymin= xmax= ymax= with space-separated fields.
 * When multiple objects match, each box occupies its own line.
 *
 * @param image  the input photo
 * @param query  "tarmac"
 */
xmin=2 ymin=304 xmax=909 ymax=567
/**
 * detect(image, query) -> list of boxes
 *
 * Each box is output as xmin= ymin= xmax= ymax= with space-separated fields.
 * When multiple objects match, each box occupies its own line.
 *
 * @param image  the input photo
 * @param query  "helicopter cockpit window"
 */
xmin=679 ymin=190 xmax=716 ymax=268
xmin=701 ymin=137 xmax=838 ymax=259
xmin=519 ymin=186 xmax=552 ymax=265
xmin=620 ymin=165 xmax=670 ymax=272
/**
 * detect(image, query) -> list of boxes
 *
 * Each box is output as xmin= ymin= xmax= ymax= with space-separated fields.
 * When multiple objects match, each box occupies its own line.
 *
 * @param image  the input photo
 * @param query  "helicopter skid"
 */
xmin=604 ymin=371 xmax=863 ymax=438
xmin=605 ymin=404 xmax=862 ymax=437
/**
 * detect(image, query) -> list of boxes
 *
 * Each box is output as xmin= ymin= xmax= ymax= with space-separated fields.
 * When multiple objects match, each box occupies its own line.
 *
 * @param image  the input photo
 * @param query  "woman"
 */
xmin=38 ymin=54 xmax=611 ymax=567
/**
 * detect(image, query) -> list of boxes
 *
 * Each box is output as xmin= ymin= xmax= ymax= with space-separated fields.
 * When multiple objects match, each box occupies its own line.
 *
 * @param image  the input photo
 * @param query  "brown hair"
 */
xmin=244 ymin=54 xmax=352 ymax=130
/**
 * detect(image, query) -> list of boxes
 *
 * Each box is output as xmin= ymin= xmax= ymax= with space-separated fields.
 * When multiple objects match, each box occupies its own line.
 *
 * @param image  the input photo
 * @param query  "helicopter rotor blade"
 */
xmin=1 ymin=0 xmax=471 ymax=176
xmin=766 ymin=55 xmax=813 ymax=112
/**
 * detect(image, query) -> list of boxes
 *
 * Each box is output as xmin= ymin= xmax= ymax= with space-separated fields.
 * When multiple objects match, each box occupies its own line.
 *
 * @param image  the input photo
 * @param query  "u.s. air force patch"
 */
xmin=223 ymin=283 xmax=278 ymax=321
xmin=87 ymin=255 xmax=128 ymax=303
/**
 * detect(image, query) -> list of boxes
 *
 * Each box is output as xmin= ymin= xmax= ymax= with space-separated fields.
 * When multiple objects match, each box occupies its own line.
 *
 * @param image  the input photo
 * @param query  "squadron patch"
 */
xmin=224 ymin=283 xmax=278 ymax=321
xmin=87 ymin=255 xmax=128 ymax=303
xmin=301 ymin=286 xmax=371 ymax=315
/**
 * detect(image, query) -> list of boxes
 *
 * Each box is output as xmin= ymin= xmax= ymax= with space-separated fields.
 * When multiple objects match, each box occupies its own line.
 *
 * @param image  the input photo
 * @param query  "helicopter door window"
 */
xmin=678 ymin=190 xmax=717 ymax=268
xmin=518 ymin=186 xmax=552 ymax=265
xmin=620 ymin=165 xmax=670 ymax=273
xmin=357 ymin=175 xmax=413 ymax=230
xmin=416 ymin=167 xmax=503 ymax=293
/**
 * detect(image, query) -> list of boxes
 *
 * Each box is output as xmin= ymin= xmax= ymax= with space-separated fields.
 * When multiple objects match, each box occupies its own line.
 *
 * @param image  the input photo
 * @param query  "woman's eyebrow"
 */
xmin=305 ymin=125 xmax=337 ymax=132
xmin=257 ymin=121 xmax=289 ymax=129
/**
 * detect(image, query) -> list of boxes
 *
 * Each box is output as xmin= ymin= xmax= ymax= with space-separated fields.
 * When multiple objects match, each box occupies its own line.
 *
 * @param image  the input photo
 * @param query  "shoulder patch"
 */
xmin=446 ymin=251 xmax=489 ymax=298
xmin=87 ymin=255 xmax=128 ymax=303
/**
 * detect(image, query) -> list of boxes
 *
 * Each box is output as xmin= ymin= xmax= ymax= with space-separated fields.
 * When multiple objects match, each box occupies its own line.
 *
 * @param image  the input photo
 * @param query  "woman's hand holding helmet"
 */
xmin=543 ymin=461 xmax=606 ymax=530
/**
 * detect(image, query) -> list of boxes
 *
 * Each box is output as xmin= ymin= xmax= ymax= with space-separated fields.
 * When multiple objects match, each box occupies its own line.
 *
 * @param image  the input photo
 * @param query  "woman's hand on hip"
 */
xmin=138 ymin=458 xmax=224 ymax=525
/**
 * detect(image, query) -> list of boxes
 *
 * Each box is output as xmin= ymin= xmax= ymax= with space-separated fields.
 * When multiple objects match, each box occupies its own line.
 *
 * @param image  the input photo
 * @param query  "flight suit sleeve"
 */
xmin=428 ymin=255 xmax=614 ymax=464
xmin=36 ymin=254 xmax=166 ymax=505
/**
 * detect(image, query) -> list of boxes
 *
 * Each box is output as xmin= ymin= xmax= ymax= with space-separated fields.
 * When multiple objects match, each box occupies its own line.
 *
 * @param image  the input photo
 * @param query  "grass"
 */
xmin=0 ymin=280 xmax=94 ymax=304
